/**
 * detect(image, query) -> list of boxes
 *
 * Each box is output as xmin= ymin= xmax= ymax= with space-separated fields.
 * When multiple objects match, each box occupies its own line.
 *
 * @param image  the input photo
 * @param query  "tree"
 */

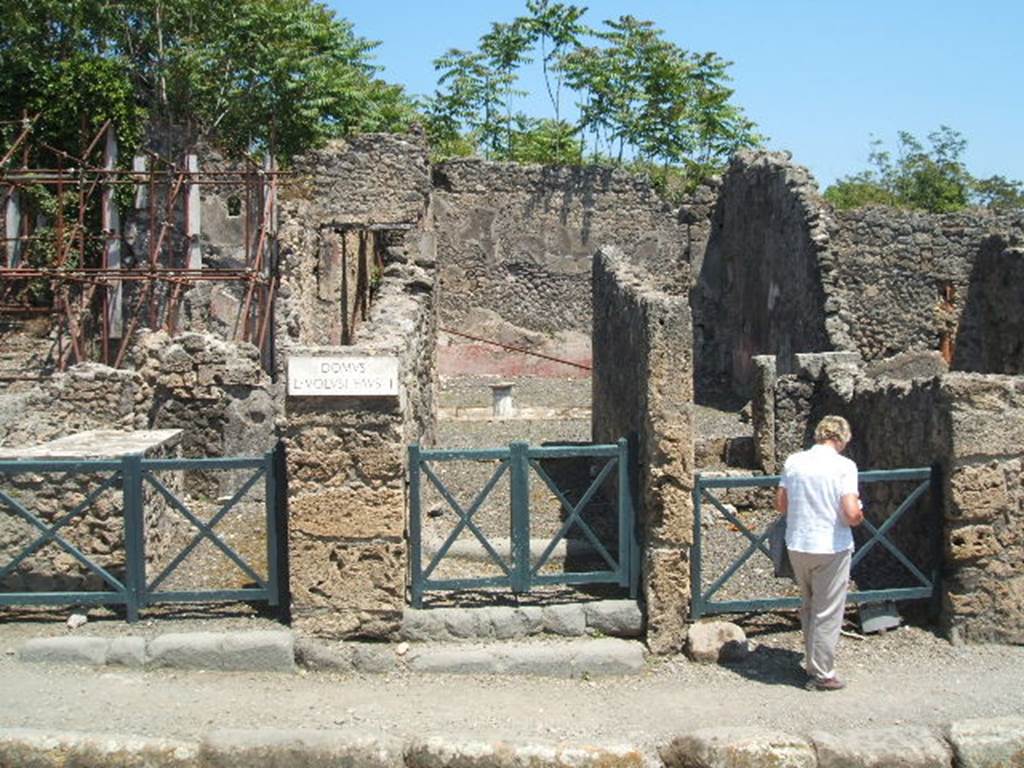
xmin=0 ymin=0 xmax=417 ymax=162
xmin=426 ymin=4 xmax=761 ymax=190
xmin=824 ymin=126 xmax=1023 ymax=213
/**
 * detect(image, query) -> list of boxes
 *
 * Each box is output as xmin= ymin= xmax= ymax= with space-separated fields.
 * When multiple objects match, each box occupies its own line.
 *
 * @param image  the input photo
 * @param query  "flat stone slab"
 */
xmin=0 ymin=728 xmax=198 ymax=767
xmin=201 ymin=728 xmax=403 ymax=768
xmin=405 ymin=638 xmax=645 ymax=677
xmin=400 ymin=600 xmax=641 ymax=642
xmin=948 ymin=716 xmax=1024 ymax=768
xmin=661 ymin=727 xmax=816 ymax=768
xmin=812 ymin=726 xmax=952 ymax=768
xmin=405 ymin=736 xmax=649 ymax=768
xmin=0 ymin=428 xmax=182 ymax=459
xmin=147 ymin=631 xmax=295 ymax=672
xmin=19 ymin=631 xmax=294 ymax=673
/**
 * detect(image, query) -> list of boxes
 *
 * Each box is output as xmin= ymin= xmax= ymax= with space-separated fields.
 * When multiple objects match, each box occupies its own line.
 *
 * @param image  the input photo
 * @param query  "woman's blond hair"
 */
xmin=814 ymin=415 xmax=852 ymax=445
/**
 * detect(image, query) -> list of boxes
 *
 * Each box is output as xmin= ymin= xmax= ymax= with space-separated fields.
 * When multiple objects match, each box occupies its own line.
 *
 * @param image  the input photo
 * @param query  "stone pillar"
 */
xmin=751 ymin=355 xmax=777 ymax=473
xmin=592 ymin=247 xmax=694 ymax=654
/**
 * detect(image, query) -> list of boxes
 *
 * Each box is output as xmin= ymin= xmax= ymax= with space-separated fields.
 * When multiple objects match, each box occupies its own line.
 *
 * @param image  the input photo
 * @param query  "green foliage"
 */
xmin=425 ymin=4 xmax=761 ymax=188
xmin=825 ymin=126 xmax=1023 ymax=213
xmin=0 ymin=0 xmax=417 ymax=162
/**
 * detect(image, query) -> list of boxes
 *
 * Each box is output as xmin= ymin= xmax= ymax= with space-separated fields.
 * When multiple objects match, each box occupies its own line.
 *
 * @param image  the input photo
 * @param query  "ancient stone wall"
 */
xmin=433 ymin=160 xmax=688 ymax=340
xmin=768 ymin=356 xmax=1024 ymax=643
xmin=693 ymin=151 xmax=835 ymax=399
xmin=828 ymin=208 xmax=1024 ymax=365
xmin=954 ymin=233 xmax=1024 ymax=373
xmin=277 ymin=135 xmax=436 ymax=639
xmin=591 ymin=247 xmax=693 ymax=654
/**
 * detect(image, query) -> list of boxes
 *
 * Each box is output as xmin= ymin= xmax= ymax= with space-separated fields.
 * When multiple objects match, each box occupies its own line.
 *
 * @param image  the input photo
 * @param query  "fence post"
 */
xmin=509 ymin=442 xmax=530 ymax=594
xmin=408 ymin=444 xmax=423 ymax=608
xmin=264 ymin=448 xmax=280 ymax=607
xmin=617 ymin=438 xmax=631 ymax=589
xmin=929 ymin=463 xmax=945 ymax=623
xmin=691 ymin=476 xmax=703 ymax=620
xmin=122 ymin=454 xmax=144 ymax=622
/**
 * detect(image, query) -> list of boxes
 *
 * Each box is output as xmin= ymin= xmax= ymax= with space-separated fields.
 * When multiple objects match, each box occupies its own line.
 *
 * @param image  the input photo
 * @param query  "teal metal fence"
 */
xmin=408 ymin=440 xmax=638 ymax=607
xmin=691 ymin=467 xmax=941 ymax=619
xmin=0 ymin=450 xmax=282 ymax=621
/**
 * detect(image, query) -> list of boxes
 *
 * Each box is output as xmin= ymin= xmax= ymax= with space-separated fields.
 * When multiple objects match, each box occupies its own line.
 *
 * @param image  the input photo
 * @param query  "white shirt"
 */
xmin=780 ymin=443 xmax=859 ymax=554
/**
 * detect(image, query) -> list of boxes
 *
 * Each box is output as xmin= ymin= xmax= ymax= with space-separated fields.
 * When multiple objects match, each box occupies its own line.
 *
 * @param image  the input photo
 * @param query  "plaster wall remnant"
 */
xmin=432 ymin=160 xmax=689 ymax=343
xmin=276 ymin=132 xmax=437 ymax=639
xmin=591 ymin=247 xmax=693 ymax=654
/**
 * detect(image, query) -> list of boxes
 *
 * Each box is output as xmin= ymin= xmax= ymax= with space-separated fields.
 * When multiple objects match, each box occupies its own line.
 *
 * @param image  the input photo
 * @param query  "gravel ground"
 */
xmin=0 ymin=614 xmax=1022 ymax=750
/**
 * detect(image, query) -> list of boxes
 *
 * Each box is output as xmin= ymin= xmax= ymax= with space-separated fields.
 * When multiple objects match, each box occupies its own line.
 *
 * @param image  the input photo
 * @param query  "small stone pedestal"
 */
xmin=490 ymin=382 xmax=515 ymax=418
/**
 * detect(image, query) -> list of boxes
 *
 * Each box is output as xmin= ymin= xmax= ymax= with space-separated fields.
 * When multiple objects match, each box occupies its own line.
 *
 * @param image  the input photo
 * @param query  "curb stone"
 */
xmin=0 ymin=728 xmax=198 ymax=768
xmin=17 ymin=636 xmax=110 ymax=667
xmin=199 ymin=728 xmax=403 ymax=768
xmin=660 ymin=727 xmax=816 ymax=768
xmin=811 ymin=726 xmax=952 ymax=768
xmin=948 ymin=716 xmax=1024 ymax=768
xmin=404 ymin=737 xmax=652 ymax=768
xmin=405 ymin=638 xmax=645 ymax=677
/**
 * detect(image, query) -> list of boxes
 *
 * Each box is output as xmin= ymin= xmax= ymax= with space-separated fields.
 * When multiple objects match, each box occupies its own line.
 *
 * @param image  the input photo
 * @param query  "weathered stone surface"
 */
xmin=661 ymin=727 xmax=815 ymax=768
xmin=293 ymin=637 xmax=354 ymax=671
xmin=289 ymin=536 xmax=405 ymax=615
xmin=147 ymin=631 xmax=294 ymax=672
xmin=0 ymin=728 xmax=198 ymax=768
xmin=948 ymin=716 xmax=1024 ymax=768
xmin=949 ymin=463 xmax=1010 ymax=522
xmin=351 ymin=644 xmax=398 ymax=674
xmin=18 ymin=637 xmax=110 ymax=667
xmin=812 ymin=727 xmax=952 ymax=768
xmin=685 ymin=622 xmax=749 ymax=664
xmin=405 ymin=737 xmax=648 ymax=768
xmin=542 ymin=604 xmax=586 ymax=636
xmin=201 ymin=728 xmax=403 ymax=768
xmin=406 ymin=646 xmax=498 ymax=675
xmin=583 ymin=600 xmax=644 ymax=637
xmin=645 ymin=547 xmax=691 ymax=655
xmin=289 ymin=484 xmax=405 ymax=539
xmin=107 ymin=637 xmax=147 ymax=668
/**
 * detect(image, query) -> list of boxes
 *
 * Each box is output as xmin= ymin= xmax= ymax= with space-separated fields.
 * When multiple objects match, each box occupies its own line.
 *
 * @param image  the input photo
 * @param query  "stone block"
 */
xmin=294 ymin=637 xmax=355 ymax=671
xmin=290 ymin=484 xmax=405 ymax=539
xmin=583 ymin=600 xmax=644 ymax=638
xmin=645 ymin=547 xmax=690 ymax=655
xmin=146 ymin=631 xmax=294 ymax=672
xmin=289 ymin=536 xmax=405 ymax=615
xmin=400 ymin=609 xmax=448 ymax=642
xmin=948 ymin=525 xmax=1000 ymax=561
xmin=200 ymin=729 xmax=403 ymax=768
xmin=812 ymin=727 xmax=952 ymax=768
xmin=948 ymin=716 xmax=1024 ymax=768
xmin=107 ymin=637 xmax=147 ymax=668
xmin=351 ymin=643 xmax=398 ymax=674
xmin=18 ymin=637 xmax=110 ymax=667
xmin=542 ymin=604 xmax=587 ymax=636
xmin=661 ymin=727 xmax=815 ymax=768
xmin=406 ymin=646 xmax=498 ymax=675
xmin=405 ymin=737 xmax=648 ymax=768
xmin=949 ymin=464 xmax=1010 ymax=521
xmin=0 ymin=728 xmax=199 ymax=768
xmin=685 ymin=621 xmax=749 ymax=664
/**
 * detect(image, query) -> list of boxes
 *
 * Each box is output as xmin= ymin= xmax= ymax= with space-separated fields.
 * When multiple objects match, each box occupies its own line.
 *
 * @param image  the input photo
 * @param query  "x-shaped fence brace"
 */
xmin=143 ymin=466 xmax=267 ymax=593
xmin=697 ymin=471 xmax=935 ymax=606
xmin=0 ymin=470 xmax=126 ymax=593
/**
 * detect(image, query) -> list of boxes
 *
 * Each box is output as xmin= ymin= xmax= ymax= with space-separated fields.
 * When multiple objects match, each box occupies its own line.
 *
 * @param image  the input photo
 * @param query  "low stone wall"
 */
xmin=767 ymin=353 xmax=1024 ymax=643
xmin=591 ymin=247 xmax=693 ymax=654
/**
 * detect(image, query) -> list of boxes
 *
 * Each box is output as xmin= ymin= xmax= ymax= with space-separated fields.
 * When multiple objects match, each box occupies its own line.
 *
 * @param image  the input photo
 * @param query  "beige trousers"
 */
xmin=787 ymin=549 xmax=851 ymax=680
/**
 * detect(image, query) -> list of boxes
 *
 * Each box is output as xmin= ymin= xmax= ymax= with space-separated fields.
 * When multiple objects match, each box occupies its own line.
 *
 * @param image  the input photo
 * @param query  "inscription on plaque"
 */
xmin=288 ymin=356 xmax=399 ymax=396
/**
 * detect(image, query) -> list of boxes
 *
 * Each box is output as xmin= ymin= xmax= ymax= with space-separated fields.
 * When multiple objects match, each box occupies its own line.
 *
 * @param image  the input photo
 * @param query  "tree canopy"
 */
xmin=0 ymin=0 xmax=418 ymax=161
xmin=425 ymin=2 xmax=762 ymax=191
xmin=824 ymin=126 xmax=1024 ymax=214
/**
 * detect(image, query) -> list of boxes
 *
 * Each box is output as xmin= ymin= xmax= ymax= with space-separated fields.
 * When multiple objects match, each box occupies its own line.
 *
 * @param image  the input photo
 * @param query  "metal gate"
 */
xmin=408 ymin=440 xmax=638 ymax=607
xmin=691 ymin=467 xmax=941 ymax=619
xmin=0 ymin=449 xmax=283 ymax=620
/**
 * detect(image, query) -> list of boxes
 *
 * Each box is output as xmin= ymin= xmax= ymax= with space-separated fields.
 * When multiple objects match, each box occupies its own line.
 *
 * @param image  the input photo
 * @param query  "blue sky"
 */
xmin=329 ymin=1 xmax=1023 ymax=188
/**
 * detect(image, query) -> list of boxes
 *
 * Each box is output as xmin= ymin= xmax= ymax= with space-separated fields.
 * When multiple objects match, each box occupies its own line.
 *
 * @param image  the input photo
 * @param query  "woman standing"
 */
xmin=775 ymin=415 xmax=863 ymax=691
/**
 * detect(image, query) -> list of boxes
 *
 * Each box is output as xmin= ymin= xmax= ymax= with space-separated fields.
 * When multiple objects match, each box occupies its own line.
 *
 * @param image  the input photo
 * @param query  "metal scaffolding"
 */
xmin=1 ymin=118 xmax=282 ymax=371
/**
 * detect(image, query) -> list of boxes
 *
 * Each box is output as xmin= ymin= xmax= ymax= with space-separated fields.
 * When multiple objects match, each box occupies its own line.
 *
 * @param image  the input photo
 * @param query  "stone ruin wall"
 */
xmin=591 ymin=247 xmax=693 ymax=654
xmin=761 ymin=354 xmax=1024 ymax=644
xmin=693 ymin=151 xmax=835 ymax=398
xmin=432 ymin=160 xmax=691 ymax=373
xmin=277 ymin=133 xmax=436 ymax=639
